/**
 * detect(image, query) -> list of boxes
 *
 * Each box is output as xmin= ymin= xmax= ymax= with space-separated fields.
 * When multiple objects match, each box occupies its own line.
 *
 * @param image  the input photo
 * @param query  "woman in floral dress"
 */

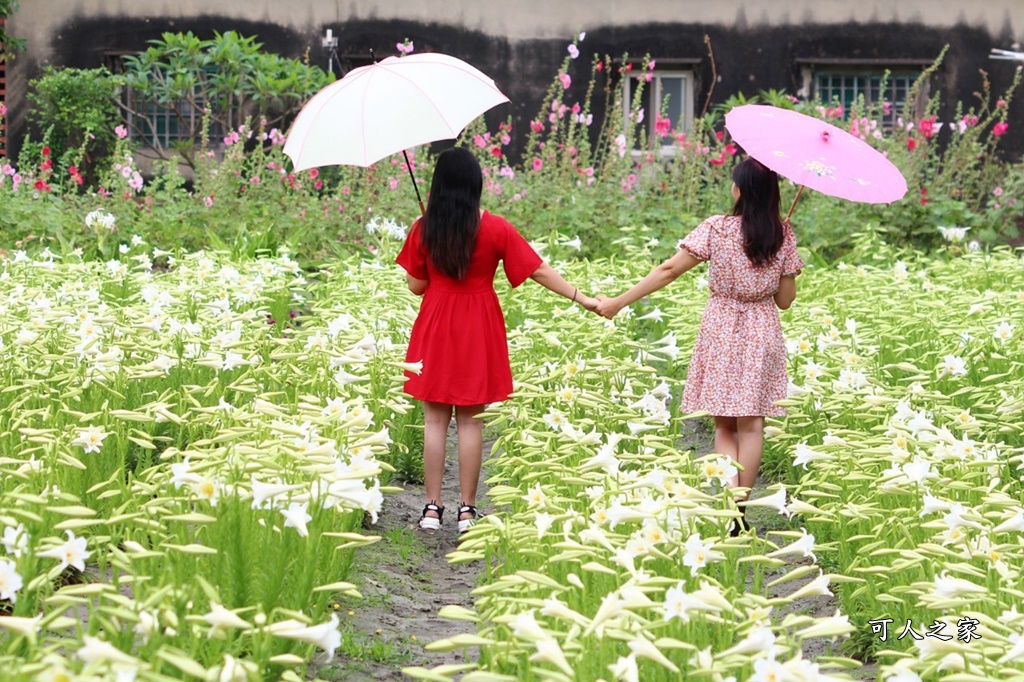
xmin=595 ymin=158 xmax=805 ymax=535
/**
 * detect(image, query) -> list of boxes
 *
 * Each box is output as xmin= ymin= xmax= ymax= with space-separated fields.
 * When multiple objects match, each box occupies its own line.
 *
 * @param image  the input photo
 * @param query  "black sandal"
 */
xmin=457 ymin=502 xmax=478 ymax=534
xmin=419 ymin=501 xmax=444 ymax=531
xmin=729 ymin=510 xmax=750 ymax=537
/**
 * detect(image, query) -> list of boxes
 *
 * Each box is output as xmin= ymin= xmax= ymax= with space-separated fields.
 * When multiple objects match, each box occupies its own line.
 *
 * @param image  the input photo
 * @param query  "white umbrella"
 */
xmin=283 ymin=52 xmax=510 ymax=212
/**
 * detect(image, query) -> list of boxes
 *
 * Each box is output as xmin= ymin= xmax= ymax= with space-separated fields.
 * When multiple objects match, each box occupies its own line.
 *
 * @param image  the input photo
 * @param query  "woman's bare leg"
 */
xmin=714 ymin=416 xmax=739 ymax=487
xmin=422 ymin=401 xmax=452 ymax=516
xmin=455 ymin=404 xmax=485 ymax=519
xmin=735 ymin=416 xmax=765 ymax=499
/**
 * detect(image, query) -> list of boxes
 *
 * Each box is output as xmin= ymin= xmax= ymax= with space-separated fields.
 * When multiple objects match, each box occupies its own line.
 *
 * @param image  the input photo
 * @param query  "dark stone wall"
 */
xmin=8 ymin=14 xmax=1023 ymax=162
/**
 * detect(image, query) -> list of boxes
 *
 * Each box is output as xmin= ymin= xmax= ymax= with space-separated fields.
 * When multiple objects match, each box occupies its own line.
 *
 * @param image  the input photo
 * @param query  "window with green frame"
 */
xmin=814 ymin=71 xmax=920 ymax=127
xmin=105 ymin=52 xmax=223 ymax=148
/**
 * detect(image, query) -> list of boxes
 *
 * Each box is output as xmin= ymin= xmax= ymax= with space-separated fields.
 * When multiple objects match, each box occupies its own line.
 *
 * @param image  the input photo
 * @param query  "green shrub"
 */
xmin=27 ymin=66 xmax=120 ymax=186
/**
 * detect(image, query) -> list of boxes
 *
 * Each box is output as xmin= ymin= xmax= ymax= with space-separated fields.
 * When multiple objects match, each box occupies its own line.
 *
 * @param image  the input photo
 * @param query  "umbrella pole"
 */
xmin=786 ymin=185 xmax=805 ymax=222
xmin=403 ymin=149 xmax=426 ymax=215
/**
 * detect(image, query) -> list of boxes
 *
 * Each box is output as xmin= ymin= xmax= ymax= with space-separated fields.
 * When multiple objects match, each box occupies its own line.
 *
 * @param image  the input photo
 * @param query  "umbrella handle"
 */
xmin=402 ymin=149 xmax=426 ymax=215
xmin=786 ymin=185 xmax=805 ymax=222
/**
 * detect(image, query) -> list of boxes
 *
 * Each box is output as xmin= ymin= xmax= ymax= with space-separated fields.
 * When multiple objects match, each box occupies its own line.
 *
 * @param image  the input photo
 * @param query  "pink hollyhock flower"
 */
xmin=115 ymin=125 xmax=128 ymax=139
xmin=532 ymin=158 xmax=543 ymax=171
xmin=558 ymin=73 xmax=571 ymax=89
xmin=918 ymin=116 xmax=936 ymax=139
xmin=993 ymin=187 xmax=1003 ymax=196
xmin=389 ymin=177 xmax=399 ymax=190
xmin=996 ymin=99 xmax=1007 ymax=108
xmin=993 ymin=122 xmax=1009 ymax=137
xmin=473 ymin=134 xmax=487 ymax=148
xmin=654 ymin=115 xmax=671 ymax=137
xmin=568 ymin=44 xmax=579 ymax=59
xmin=204 ymin=195 xmax=214 ymax=207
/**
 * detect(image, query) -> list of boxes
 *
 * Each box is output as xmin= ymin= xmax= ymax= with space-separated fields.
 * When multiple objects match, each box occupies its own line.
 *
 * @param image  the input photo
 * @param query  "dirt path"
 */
xmin=317 ymin=422 xmax=879 ymax=681
xmin=316 ymin=425 xmax=488 ymax=680
xmin=691 ymin=424 xmax=879 ymax=681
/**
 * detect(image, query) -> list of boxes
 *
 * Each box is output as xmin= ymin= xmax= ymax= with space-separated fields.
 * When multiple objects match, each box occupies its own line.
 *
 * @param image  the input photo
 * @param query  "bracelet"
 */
xmin=571 ymin=288 xmax=578 ymax=303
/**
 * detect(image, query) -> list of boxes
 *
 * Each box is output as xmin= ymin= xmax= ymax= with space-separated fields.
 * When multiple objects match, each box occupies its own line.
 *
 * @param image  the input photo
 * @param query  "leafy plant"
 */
xmin=26 ymin=67 xmax=120 ymax=186
xmin=117 ymin=30 xmax=333 ymax=165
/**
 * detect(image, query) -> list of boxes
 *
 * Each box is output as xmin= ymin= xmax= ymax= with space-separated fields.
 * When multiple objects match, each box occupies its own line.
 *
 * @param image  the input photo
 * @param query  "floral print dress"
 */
xmin=679 ymin=215 xmax=805 ymax=417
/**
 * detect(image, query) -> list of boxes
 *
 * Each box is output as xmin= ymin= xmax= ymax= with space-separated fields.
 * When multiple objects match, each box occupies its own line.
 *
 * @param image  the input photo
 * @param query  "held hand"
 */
xmin=594 ymin=295 xmax=621 ymax=320
xmin=577 ymin=294 xmax=599 ymax=312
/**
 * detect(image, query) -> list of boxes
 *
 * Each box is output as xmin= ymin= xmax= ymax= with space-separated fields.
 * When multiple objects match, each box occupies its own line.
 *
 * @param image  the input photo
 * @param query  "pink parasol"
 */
xmin=724 ymin=104 xmax=907 ymax=217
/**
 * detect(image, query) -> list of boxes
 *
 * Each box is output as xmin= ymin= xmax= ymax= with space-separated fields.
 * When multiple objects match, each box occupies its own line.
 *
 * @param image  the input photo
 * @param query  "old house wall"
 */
xmin=4 ymin=1 xmax=1023 ymax=161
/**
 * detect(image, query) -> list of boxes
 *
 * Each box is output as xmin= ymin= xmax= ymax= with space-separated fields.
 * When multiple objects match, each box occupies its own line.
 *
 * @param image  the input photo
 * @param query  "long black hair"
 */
xmin=731 ymin=157 xmax=785 ymax=267
xmin=421 ymin=147 xmax=483 ymax=280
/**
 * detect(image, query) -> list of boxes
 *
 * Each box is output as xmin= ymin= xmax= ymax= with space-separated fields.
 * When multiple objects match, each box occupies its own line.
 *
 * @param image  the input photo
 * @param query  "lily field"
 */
xmin=0 ymin=217 xmax=1020 ymax=681
xmin=1 ymin=32 xmax=1024 ymax=682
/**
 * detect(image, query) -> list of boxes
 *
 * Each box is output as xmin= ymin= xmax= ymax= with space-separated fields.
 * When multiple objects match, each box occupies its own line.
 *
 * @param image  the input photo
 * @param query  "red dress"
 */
xmin=395 ymin=210 xmax=543 ymax=405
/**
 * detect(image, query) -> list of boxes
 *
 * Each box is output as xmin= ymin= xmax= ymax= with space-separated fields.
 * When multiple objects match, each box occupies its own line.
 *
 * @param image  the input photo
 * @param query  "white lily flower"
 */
xmin=627 ymin=634 xmax=679 ymax=673
xmin=766 ymin=529 xmax=817 ymax=562
xmin=608 ymin=653 xmax=639 ymax=682
xmin=793 ymin=442 xmax=833 ymax=469
xmin=993 ymin=510 xmax=1024 ymax=534
xmin=250 ymin=476 xmax=304 ymax=509
xmin=77 ymin=635 xmax=138 ymax=666
xmin=38 ymin=530 xmax=91 ymax=572
xmin=72 ymin=425 xmax=109 ymax=454
xmin=269 ymin=613 xmax=341 ymax=659
xmin=204 ymin=603 xmax=253 ymax=636
xmin=998 ymin=631 xmax=1024 ymax=663
xmin=0 ymin=559 xmax=23 ymax=603
xmin=529 ymin=636 xmax=574 ymax=676
xmin=2 ymin=524 xmax=29 ymax=558
xmin=281 ymin=502 xmax=313 ymax=537
xmin=930 ymin=571 xmax=988 ymax=599
xmin=788 ymin=573 xmax=833 ymax=600
xmin=740 ymin=486 xmax=790 ymax=517
xmin=509 ymin=610 xmax=547 ymax=641
xmin=720 ymin=622 xmax=776 ymax=657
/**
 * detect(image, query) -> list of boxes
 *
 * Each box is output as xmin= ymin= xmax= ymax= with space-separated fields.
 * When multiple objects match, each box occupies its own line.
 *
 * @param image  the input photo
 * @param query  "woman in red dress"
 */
xmin=396 ymin=147 xmax=597 ymax=533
